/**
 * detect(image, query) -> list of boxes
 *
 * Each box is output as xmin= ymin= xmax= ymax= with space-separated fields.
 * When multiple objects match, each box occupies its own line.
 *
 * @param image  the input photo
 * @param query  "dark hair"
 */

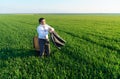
xmin=39 ymin=18 xmax=45 ymax=23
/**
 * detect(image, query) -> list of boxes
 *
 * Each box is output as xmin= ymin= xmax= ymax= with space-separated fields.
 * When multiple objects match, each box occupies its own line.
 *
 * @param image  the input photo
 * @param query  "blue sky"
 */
xmin=0 ymin=0 xmax=120 ymax=13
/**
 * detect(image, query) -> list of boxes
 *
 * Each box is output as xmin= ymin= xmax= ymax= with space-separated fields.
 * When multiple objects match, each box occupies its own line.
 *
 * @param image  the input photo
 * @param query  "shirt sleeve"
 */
xmin=47 ymin=24 xmax=54 ymax=31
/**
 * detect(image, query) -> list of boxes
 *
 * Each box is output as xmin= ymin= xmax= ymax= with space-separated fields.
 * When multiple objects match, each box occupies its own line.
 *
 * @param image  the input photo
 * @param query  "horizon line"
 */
xmin=1 ymin=12 xmax=120 ymax=14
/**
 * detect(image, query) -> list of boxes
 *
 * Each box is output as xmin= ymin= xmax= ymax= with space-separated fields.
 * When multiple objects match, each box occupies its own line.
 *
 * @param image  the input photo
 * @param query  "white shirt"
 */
xmin=37 ymin=24 xmax=54 ymax=39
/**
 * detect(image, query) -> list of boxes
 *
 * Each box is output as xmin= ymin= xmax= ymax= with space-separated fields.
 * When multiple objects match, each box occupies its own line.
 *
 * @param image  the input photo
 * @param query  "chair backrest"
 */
xmin=33 ymin=36 xmax=40 ymax=51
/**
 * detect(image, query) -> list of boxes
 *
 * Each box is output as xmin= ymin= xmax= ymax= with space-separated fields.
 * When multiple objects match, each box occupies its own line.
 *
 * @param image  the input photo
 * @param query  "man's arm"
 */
xmin=48 ymin=26 xmax=54 ymax=33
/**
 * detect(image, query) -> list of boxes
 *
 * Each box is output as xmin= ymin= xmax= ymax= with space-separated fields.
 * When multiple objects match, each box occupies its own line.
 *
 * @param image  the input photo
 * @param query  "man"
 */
xmin=37 ymin=18 xmax=54 ymax=57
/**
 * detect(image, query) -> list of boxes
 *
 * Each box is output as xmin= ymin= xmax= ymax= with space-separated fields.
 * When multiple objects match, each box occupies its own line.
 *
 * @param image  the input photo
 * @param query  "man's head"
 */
xmin=39 ymin=18 xmax=46 ymax=25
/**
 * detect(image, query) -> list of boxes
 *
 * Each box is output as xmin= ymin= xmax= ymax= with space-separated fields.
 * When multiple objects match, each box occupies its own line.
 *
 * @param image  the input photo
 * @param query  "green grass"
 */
xmin=0 ymin=14 xmax=120 ymax=79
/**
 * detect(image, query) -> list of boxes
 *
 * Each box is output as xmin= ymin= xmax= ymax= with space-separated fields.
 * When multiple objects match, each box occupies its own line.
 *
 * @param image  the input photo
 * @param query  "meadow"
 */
xmin=0 ymin=14 xmax=120 ymax=79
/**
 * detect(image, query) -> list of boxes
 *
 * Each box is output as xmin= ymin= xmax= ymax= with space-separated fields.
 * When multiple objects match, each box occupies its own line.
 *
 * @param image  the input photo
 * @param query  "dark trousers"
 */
xmin=38 ymin=39 xmax=50 ymax=57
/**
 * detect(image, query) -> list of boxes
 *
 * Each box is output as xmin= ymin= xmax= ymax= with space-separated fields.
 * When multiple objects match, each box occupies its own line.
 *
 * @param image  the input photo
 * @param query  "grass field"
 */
xmin=0 ymin=14 xmax=120 ymax=79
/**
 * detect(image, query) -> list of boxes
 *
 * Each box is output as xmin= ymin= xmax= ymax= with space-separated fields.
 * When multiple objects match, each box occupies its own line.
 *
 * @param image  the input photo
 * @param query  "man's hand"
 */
xmin=49 ymin=28 xmax=54 ymax=33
